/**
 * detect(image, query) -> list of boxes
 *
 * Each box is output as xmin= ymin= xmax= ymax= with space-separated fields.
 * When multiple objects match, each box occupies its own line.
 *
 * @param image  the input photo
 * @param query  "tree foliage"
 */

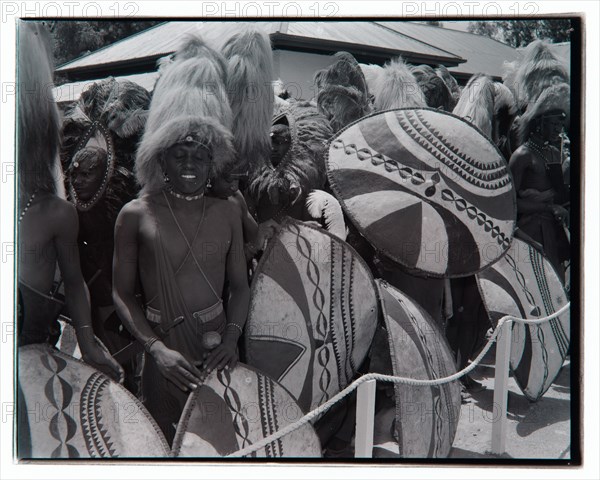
xmin=46 ymin=20 xmax=161 ymax=69
xmin=468 ymin=19 xmax=572 ymax=47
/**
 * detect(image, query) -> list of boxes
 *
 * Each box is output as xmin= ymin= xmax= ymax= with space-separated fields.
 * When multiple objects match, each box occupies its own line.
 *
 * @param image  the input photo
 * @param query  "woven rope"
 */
xmin=226 ymin=302 xmax=570 ymax=457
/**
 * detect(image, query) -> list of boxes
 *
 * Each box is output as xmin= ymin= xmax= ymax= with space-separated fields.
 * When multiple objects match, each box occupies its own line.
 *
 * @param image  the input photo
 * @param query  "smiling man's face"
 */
xmin=163 ymin=142 xmax=211 ymax=195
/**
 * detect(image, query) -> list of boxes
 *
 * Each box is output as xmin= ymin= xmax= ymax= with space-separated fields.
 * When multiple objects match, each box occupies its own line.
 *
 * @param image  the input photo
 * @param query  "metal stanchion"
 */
xmin=354 ymin=379 xmax=377 ymax=458
xmin=491 ymin=320 xmax=513 ymax=455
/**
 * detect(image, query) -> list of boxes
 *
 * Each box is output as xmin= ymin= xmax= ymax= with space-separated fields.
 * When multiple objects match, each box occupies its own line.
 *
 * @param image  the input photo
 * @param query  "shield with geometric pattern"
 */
xmin=374 ymin=280 xmax=461 ymax=458
xmin=327 ymin=108 xmax=516 ymax=277
xmin=476 ymin=237 xmax=570 ymax=401
xmin=172 ymin=363 xmax=321 ymax=457
xmin=17 ymin=343 xmax=169 ymax=458
xmin=244 ymin=219 xmax=378 ymax=414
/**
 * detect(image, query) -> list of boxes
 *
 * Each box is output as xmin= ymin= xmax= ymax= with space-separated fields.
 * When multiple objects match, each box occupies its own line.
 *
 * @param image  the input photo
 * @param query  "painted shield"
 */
xmin=327 ymin=108 xmax=516 ymax=277
xmin=476 ymin=237 xmax=570 ymax=401
xmin=375 ymin=280 xmax=461 ymax=458
xmin=17 ymin=343 xmax=169 ymax=458
xmin=244 ymin=219 xmax=378 ymax=413
xmin=172 ymin=363 xmax=321 ymax=457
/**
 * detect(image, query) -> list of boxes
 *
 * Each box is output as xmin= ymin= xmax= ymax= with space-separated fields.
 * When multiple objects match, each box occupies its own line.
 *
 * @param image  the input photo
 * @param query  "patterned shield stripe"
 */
xmin=375 ymin=280 xmax=461 ymax=458
xmin=327 ymin=108 xmax=516 ymax=277
xmin=17 ymin=343 xmax=169 ymax=458
xmin=244 ymin=219 xmax=378 ymax=414
xmin=172 ymin=363 xmax=321 ymax=457
xmin=476 ymin=237 xmax=570 ymax=402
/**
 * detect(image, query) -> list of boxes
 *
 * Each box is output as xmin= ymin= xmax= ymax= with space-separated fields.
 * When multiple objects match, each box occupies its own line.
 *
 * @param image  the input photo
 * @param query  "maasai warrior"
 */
xmin=61 ymin=80 xmax=150 ymax=386
xmin=509 ymin=83 xmax=570 ymax=280
xmin=16 ymin=21 xmax=121 ymax=379
xmin=112 ymin=36 xmax=250 ymax=444
xmin=449 ymin=74 xmax=517 ymax=391
xmin=247 ymin=100 xmax=341 ymax=239
xmin=503 ymin=40 xmax=570 ymax=154
xmin=352 ymin=57 xmax=448 ymax=325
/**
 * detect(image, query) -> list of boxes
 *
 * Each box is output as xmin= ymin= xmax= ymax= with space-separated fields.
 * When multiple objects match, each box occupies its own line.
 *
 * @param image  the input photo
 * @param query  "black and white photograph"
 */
xmin=1 ymin=1 xmax=598 ymax=478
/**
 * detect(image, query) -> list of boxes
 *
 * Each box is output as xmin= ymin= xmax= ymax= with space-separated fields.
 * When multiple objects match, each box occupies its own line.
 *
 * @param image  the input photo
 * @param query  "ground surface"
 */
xmin=372 ymin=344 xmax=572 ymax=460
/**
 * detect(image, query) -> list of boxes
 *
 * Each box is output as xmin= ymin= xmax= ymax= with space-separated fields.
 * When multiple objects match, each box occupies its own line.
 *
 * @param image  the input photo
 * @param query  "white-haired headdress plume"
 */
xmin=372 ymin=57 xmax=426 ymax=111
xmin=222 ymin=28 xmax=274 ymax=175
xmin=136 ymin=36 xmax=235 ymax=194
xmin=17 ymin=21 xmax=61 ymax=198
xmin=518 ymin=82 xmax=569 ymax=143
xmin=504 ymin=39 xmax=569 ymax=112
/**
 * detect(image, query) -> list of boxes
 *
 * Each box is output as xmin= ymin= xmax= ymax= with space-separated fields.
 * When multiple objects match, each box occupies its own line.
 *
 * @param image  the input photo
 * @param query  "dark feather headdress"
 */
xmin=314 ymin=52 xmax=371 ymax=133
xmin=61 ymin=77 xmax=150 ymax=213
xmin=410 ymin=64 xmax=454 ymax=111
xmin=249 ymin=101 xmax=333 ymax=207
xmin=436 ymin=65 xmax=461 ymax=109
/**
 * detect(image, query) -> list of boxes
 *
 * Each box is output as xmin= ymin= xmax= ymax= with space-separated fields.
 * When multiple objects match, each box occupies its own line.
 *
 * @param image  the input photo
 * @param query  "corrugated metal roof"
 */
xmin=57 ymin=21 xmax=462 ymax=74
xmin=377 ymin=21 xmax=522 ymax=79
xmin=281 ymin=22 xmax=461 ymax=59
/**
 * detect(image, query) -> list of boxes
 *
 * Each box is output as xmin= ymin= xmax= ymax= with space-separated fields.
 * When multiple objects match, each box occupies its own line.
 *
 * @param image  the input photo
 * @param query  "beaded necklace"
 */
xmin=18 ymin=190 xmax=37 ymax=224
xmin=526 ymin=139 xmax=550 ymax=162
xmin=166 ymin=187 xmax=205 ymax=202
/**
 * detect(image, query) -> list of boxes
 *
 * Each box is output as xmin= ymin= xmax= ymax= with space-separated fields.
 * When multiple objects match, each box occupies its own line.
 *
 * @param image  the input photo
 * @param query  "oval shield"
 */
xmin=327 ymin=108 xmax=516 ymax=277
xmin=476 ymin=237 xmax=570 ymax=401
xmin=17 ymin=343 xmax=169 ymax=458
xmin=374 ymin=279 xmax=461 ymax=458
xmin=244 ymin=219 xmax=378 ymax=414
xmin=172 ymin=363 xmax=321 ymax=457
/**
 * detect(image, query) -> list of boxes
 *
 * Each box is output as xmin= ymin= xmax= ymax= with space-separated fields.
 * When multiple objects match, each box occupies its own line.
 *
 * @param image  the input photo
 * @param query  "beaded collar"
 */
xmin=166 ymin=187 xmax=205 ymax=202
xmin=526 ymin=138 xmax=555 ymax=165
xmin=18 ymin=190 xmax=37 ymax=224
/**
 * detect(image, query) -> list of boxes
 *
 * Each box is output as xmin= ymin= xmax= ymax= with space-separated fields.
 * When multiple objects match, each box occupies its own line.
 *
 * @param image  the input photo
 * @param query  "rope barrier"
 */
xmin=227 ymin=302 xmax=570 ymax=457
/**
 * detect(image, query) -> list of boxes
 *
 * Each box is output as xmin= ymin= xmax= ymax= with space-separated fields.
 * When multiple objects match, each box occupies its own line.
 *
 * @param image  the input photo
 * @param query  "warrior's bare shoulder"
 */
xmin=509 ymin=144 xmax=534 ymax=169
xmin=115 ymin=195 xmax=154 ymax=233
xmin=208 ymin=196 xmax=241 ymax=228
xmin=35 ymin=195 xmax=78 ymax=233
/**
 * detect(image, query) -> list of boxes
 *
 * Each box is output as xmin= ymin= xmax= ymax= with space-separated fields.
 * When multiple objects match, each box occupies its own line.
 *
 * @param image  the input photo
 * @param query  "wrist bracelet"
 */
xmin=144 ymin=336 xmax=160 ymax=353
xmin=226 ymin=323 xmax=244 ymax=336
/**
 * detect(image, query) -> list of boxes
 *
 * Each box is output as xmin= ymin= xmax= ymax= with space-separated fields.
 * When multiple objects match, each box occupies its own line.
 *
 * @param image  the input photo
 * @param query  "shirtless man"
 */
xmin=17 ymin=22 xmax=121 ymax=382
xmin=509 ymin=83 xmax=570 ymax=279
xmin=19 ymin=194 xmax=123 ymax=381
xmin=112 ymin=137 xmax=250 ymax=443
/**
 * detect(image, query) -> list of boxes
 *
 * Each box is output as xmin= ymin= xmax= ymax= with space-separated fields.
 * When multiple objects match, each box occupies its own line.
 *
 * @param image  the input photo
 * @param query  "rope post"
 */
xmin=355 ymin=379 xmax=377 ymax=458
xmin=491 ymin=319 xmax=513 ymax=455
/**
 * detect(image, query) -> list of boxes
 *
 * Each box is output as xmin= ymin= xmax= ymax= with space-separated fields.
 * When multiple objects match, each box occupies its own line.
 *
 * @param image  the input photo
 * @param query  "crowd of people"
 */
xmin=16 ymin=21 xmax=571 ymax=456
